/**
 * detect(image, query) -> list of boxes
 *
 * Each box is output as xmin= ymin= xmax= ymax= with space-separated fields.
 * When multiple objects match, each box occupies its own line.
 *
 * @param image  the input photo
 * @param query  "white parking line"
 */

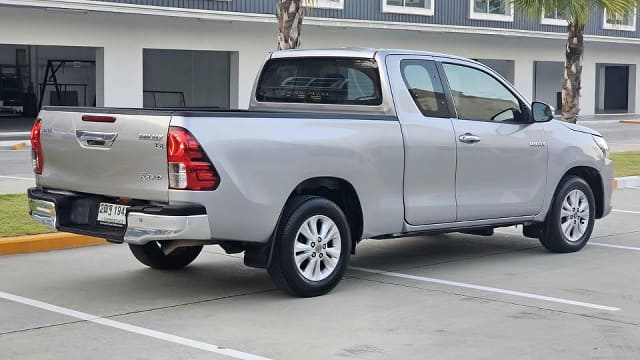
xmin=613 ymin=209 xmax=640 ymax=215
xmin=590 ymin=243 xmax=640 ymax=251
xmin=0 ymin=291 xmax=270 ymax=360
xmin=350 ymin=267 xmax=620 ymax=312
xmin=0 ymin=175 xmax=33 ymax=181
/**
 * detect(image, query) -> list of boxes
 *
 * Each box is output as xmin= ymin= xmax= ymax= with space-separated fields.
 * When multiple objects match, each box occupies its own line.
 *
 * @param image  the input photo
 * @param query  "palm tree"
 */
xmin=276 ymin=0 xmax=316 ymax=50
xmin=513 ymin=0 xmax=639 ymax=123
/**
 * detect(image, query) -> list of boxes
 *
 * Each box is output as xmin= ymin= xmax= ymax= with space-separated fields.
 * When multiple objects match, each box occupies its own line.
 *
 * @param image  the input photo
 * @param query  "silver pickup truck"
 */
xmin=28 ymin=48 xmax=613 ymax=297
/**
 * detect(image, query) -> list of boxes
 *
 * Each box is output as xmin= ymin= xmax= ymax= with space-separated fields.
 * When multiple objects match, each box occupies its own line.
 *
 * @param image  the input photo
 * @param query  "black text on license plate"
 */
xmin=97 ymin=203 xmax=129 ymax=227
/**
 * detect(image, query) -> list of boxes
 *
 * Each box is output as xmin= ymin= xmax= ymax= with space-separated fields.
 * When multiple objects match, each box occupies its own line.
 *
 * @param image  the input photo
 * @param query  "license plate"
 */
xmin=97 ymin=203 xmax=129 ymax=227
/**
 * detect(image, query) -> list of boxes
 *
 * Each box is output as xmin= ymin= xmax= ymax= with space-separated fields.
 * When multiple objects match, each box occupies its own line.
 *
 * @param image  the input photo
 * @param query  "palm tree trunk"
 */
xmin=276 ymin=0 xmax=304 ymax=50
xmin=562 ymin=22 xmax=585 ymax=124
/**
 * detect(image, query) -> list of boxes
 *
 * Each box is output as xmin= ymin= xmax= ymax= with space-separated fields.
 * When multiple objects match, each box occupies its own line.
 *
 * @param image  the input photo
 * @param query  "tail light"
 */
xmin=167 ymin=127 xmax=219 ymax=190
xmin=30 ymin=118 xmax=43 ymax=175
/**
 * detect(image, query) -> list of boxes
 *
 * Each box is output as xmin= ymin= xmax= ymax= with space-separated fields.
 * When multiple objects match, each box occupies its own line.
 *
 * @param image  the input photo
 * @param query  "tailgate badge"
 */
xmin=139 ymin=134 xmax=164 ymax=141
xmin=140 ymin=172 xmax=163 ymax=181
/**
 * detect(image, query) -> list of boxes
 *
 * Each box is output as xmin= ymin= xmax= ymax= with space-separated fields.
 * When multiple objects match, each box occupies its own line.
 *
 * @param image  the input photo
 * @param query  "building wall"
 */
xmin=534 ymin=61 xmax=563 ymax=110
xmin=1 ymin=5 xmax=639 ymax=115
xmin=88 ymin=0 xmax=640 ymax=38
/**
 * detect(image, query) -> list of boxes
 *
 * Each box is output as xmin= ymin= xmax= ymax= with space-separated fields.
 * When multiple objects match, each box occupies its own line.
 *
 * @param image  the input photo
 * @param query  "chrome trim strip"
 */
xmin=124 ymin=213 xmax=212 ymax=245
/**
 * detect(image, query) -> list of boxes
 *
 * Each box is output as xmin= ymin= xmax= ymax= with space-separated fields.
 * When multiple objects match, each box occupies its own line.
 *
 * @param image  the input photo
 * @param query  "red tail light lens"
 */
xmin=167 ymin=127 xmax=219 ymax=190
xmin=30 ymin=118 xmax=43 ymax=175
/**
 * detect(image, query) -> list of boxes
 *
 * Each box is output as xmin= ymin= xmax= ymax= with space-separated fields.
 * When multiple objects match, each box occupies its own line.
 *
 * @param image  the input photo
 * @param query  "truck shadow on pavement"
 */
xmin=60 ymin=233 xmax=546 ymax=304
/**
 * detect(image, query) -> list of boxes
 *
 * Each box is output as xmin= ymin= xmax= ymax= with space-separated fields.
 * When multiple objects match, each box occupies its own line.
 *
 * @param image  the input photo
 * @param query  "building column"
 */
xmin=580 ymin=60 xmax=597 ymax=116
xmin=96 ymin=44 xmax=143 ymax=107
xmin=514 ymin=58 xmax=534 ymax=101
xmin=235 ymin=49 xmax=268 ymax=109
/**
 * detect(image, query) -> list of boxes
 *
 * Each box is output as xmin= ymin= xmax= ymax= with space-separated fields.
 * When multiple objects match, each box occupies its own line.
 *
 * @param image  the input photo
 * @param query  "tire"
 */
xmin=539 ymin=176 xmax=596 ymax=253
xmin=129 ymin=242 xmax=203 ymax=270
xmin=268 ymin=196 xmax=351 ymax=297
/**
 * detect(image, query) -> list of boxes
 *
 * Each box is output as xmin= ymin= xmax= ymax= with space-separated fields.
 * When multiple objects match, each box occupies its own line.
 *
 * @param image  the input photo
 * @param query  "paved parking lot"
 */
xmin=1 ymin=189 xmax=639 ymax=359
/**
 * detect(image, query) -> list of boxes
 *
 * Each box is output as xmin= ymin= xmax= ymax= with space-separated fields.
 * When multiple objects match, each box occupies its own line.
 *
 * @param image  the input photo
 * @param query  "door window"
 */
xmin=442 ymin=63 xmax=524 ymax=123
xmin=400 ymin=60 xmax=450 ymax=118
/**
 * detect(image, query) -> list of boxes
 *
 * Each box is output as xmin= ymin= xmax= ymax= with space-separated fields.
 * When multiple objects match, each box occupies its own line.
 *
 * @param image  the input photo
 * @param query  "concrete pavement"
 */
xmin=1 ymin=189 xmax=640 ymax=359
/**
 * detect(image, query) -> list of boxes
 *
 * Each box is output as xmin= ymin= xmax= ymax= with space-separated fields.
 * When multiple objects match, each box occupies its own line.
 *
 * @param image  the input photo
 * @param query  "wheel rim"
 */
xmin=293 ymin=215 xmax=342 ymax=282
xmin=560 ymin=189 xmax=590 ymax=242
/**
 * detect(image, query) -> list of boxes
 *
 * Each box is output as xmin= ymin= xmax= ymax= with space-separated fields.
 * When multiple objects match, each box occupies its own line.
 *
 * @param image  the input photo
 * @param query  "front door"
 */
xmin=386 ymin=55 xmax=457 ymax=225
xmin=440 ymin=61 xmax=548 ymax=221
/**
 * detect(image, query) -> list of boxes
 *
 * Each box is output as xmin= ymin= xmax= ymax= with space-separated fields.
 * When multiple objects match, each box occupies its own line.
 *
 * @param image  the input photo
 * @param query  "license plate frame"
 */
xmin=97 ymin=202 xmax=129 ymax=227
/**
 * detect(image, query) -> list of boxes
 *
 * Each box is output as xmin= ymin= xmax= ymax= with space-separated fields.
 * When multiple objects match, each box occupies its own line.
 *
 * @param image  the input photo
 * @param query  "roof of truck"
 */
xmin=270 ymin=47 xmax=474 ymax=63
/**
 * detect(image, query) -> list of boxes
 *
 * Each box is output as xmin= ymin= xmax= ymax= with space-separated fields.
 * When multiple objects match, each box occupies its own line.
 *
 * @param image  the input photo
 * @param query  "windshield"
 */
xmin=256 ymin=57 xmax=382 ymax=106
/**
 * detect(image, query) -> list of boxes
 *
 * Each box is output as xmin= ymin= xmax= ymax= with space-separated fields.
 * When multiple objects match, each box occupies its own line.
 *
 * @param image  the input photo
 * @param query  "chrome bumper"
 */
xmin=124 ymin=213 xmax=212 ymax=245
xmin=27 ymin=188 xmax=212 ymax=245
xmin=29 ymin=198 xmax=57 ymax=229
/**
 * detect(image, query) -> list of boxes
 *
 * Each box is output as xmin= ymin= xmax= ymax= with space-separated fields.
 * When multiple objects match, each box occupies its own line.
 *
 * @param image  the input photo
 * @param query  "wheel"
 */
xmin=539 ymin=176 xmax=596 ymax=253
xmin=268 ymin=196 xmax=351 ymax=297
xmin=129 ymin=242 xmax=203 ymax=270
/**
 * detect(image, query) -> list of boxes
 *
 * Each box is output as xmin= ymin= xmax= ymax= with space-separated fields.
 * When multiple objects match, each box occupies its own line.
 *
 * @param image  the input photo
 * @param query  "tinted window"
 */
xmin=256 ymin=58 xmax=382 ymax=105
xmin=400 ymin=60 xmax=449 ymax=118
xmin=442 ymin=63 xmax=523 ymax=123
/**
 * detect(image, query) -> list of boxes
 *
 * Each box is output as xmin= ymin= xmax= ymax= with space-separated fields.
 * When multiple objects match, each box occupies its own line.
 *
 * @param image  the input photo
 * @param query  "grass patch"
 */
xmin=0 ymin=194 xmax=53 ymax=237
xmin=611 ymin=151 xmax=640 ymax=178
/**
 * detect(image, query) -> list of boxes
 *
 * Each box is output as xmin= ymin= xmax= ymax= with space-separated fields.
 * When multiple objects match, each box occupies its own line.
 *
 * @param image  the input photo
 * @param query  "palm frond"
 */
xmin=511 ymin=0 xmax=640 ymax=26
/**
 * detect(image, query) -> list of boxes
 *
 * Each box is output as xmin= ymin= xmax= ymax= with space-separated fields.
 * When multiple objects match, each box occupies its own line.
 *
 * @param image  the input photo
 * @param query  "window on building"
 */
xmin=256 ymin=58 xmax=382 ymax=105
xmin=541 ymin=8 xmax=568 ymax=26
xmin=307 ymin=0 xmax=344 ymax=10
xmin=442 ymin=63 xmax=524 ymax=123
xmin=400 ymin=60 xmax=449 ymax=118
xmin=470 ymin=0 xmax=514 ymax=22
xmin=603 ymin=9 xmax=637 ymax=31
xmin=382 ymin=0 xmax=434 ymax=16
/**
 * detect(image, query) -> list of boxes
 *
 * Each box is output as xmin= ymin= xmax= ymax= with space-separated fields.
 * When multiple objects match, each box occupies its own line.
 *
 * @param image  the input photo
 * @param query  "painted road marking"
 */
xmin=590 ymin=243 xmax=640 ymax=251
xmin=0 ymin=291 xmax=270 ymax=360
xmin=494 ymin=229 xmax=640 ymax=252
xmin=613 ymin=209 xmax=640 ymax=215
xmin=351 ymin=267 xmax=620 ymax=312
xmin=0 ymin=175 xmax=34 ymax=181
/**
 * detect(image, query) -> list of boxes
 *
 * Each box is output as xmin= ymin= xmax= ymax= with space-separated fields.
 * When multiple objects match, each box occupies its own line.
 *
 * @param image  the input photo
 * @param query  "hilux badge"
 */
xmin=139 ymin=134 xmax=164 ymax=141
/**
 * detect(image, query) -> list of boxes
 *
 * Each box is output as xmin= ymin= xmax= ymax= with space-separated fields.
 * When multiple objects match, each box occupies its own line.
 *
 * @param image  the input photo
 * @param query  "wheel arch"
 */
xmin=243 ymin=176 xmax=364 ymax=269
xmin=561 ymin=166 xmax=605 ymax=219
xmin=288 ymin=177 xmax=364 ymax=249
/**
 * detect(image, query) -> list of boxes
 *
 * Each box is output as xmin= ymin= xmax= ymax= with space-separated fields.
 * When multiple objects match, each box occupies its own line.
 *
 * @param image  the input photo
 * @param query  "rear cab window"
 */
xmin=256 ymin=57 xmax=382 ymax=106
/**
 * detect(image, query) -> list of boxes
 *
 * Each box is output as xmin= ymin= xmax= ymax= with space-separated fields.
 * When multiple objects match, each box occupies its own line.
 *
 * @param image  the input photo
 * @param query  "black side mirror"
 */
xmin=532 ymin=102 xmax=554 ymax=122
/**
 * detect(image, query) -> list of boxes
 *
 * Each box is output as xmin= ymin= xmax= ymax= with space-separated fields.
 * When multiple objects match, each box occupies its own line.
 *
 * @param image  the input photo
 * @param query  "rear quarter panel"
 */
xmin=169 ymin=115 xmax=406 ymax=243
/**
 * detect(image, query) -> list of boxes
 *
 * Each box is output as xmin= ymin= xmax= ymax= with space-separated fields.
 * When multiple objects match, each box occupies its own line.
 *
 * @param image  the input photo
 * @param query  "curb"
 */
xmin=0 ymin=233 xmax=107 ymax=256
xmin=614 ymin=176 xmax=640 ymax=190
xmin=620 ymin=120 xmax=640 ymax=125
xmin=0 ymin=141 xmax=30 ymax=151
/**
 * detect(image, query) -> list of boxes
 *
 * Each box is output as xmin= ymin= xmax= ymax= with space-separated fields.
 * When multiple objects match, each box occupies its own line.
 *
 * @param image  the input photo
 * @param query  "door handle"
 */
xmin=459 ymin=133 xmax=481 ymax=144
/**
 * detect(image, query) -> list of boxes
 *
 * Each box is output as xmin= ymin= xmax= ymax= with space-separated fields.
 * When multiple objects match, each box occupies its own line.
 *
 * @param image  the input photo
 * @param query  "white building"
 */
xmin=0 ymin=0 xmax=638 ymax=126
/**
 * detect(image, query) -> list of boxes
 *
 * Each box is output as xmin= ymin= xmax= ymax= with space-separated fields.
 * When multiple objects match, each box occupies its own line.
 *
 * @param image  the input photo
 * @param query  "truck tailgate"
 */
xmin=38 ymin=110 xmax=170 ymax=202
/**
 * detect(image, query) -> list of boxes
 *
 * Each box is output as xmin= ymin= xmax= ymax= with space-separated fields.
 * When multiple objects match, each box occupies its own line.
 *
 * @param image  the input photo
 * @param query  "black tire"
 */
xmin=129 ymin=242 xmax=203 ymax=270
xmin=268 ymin=196 xmax=351 ymax=297
xmin=539 ymin=176 xmax=596 ymax=253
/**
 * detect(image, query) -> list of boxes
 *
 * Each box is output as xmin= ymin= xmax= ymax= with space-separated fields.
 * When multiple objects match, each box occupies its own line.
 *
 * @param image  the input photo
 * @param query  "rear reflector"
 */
xmin=82 ymin=115 xmax=116 ymax=123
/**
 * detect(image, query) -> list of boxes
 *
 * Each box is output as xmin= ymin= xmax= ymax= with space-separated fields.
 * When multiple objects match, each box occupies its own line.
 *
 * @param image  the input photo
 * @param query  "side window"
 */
xmin=442 ymin=63 xmax=524 ymax=123
xmin=400 ymin=60 xmax=450 ymax=118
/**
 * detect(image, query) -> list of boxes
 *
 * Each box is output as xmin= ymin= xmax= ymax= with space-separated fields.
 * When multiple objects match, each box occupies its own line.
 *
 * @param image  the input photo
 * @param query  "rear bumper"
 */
xmin=27 ymin=188 xmax=211 ymax=245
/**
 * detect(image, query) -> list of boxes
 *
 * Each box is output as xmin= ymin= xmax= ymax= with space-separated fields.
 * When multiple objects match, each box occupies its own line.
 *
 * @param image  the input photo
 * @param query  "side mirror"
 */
xmin=532 ymin=102 xmax=554 ymax=122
